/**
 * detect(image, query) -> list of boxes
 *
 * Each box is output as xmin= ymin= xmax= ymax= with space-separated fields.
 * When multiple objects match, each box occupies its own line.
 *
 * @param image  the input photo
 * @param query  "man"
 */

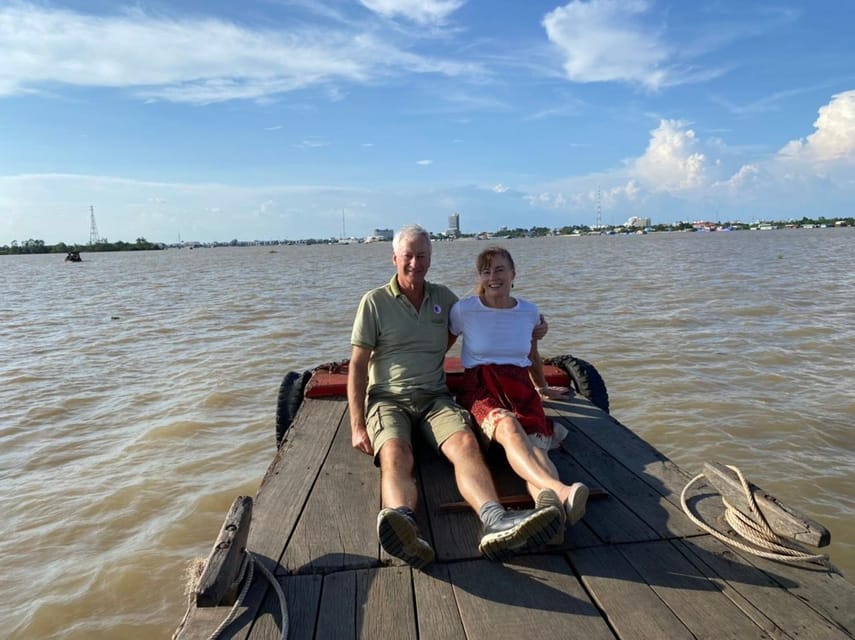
xmin=348 ymin=224 xmax=561 ymax=567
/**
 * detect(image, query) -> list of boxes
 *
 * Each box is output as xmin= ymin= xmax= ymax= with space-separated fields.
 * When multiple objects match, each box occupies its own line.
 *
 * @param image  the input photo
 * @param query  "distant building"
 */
xmin=625 ymin=216 xmax=651 ymax=229
xmin=364 ymin=228 xmax=393 ymax=242
xmin=447 ymin=213 xmax=460 ymax=237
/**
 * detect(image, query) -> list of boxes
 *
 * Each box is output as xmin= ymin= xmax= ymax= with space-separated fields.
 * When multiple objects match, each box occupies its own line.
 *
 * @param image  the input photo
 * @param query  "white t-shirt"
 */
xmin=449 ymin=295 xmax=540 ymax=368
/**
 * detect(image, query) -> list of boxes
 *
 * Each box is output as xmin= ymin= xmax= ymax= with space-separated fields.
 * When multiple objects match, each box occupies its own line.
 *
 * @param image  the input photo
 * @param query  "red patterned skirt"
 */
xmin=458 ymin=364 xmax=553 ymax=439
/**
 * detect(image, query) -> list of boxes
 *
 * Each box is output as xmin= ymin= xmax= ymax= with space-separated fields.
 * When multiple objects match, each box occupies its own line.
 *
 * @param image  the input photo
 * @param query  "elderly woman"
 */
xmin=449 ymin=246 xmax=588 ymax=539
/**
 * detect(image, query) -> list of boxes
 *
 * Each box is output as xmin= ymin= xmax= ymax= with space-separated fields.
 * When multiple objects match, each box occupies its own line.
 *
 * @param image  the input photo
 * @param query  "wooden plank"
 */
xmin=316 ymin=570 xmax=357 ymax=640
xmin=673 ymin=535 xmax=852 ymax=640
xmin=174 ymin=573 xmax=269 ymax=640
xmin=357 ymin=566 xmax=418 ymax=639
xmin=447 ymin=555 xmax=615 ymax=640
xmin=572 ymin=545 xmax=695 ymax=640
xmin=247 ymin=397 xmax=348 ymax=572
xmin=195 ymin=495 xmax=253 ymax=607
xmin=416 ymin=440 xmax=483 ymax=562
xmin=548 ymin=397 xmax=724 ymax=533
xmin=315 ymin=567 xmax=417 ymax=639
xmin=703 ymin=461 xmax=830 ymax=547
xmin=247 ymin=574 xmax=322 ymax=640
xmin=710 ymin=542 xmax=855 ymax=635
xmin=618 ymin=539 xmax=775 ymax=638
xmin=549 ymin=440 xmax=662 ymax=545
xmin=413 ymin=564 xmax=467 ymax=640
xmin=281 ymin=403 xmax=380 ymax=573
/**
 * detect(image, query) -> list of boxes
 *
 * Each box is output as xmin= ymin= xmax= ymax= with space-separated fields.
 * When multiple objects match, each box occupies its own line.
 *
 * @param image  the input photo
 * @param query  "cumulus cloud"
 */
xmin=778 ymin=90 xmax=855 ymax=164
xmin=359 ymin=0 xmax=465 ymax=24
xmin=632 ymin=119 xmax=708 ymax=191
xmin=0 ymin=3 xmax=477 ymax=104
xmin=493 ymin=184 xmax=509 ymax=193
xmin=543 ymin=0 xmax=669 ymax=90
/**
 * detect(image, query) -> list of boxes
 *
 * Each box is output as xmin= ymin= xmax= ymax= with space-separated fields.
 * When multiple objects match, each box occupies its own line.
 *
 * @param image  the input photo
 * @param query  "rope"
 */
xmin=174 ymin=550 xmax=289 ymax=640
xmin=680 ymin=465 xmax=827 ymax=564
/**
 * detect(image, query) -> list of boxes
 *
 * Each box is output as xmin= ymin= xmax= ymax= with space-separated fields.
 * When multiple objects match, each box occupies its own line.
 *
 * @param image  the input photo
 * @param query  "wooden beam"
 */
xmin=195 ymin=495 xmax=253 ymax=607
xmin=703 ymin=462 xmax=830 ymax=547
xmin=438 ymin=488 xmax=608 ymax=513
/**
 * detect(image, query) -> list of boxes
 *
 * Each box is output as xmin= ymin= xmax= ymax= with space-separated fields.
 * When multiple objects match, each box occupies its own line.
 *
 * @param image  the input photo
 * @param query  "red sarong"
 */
xmin=458 ymin=364 xmax=552 ymax=438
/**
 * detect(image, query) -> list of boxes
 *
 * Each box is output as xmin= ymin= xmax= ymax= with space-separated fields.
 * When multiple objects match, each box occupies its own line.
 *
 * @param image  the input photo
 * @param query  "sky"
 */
xmin=1 ymin=0 xmax=854 ymax=244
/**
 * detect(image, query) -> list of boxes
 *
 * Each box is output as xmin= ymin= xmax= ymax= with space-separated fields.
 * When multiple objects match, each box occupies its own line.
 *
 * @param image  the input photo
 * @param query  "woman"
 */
xmin=449 ymin=246 xmax=588 ymax=540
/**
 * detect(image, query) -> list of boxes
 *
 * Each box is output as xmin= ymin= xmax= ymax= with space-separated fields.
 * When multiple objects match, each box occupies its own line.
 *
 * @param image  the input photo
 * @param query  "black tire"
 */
xmin=275 ymin=370 xmax=311 ymax=447
xmin=544 ymin=354 xmax=610 ymax=413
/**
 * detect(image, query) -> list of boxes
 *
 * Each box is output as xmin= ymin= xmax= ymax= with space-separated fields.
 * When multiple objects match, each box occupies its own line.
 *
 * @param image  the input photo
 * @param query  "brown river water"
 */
xmin=1 ymin=229 xmax=853 ymax=639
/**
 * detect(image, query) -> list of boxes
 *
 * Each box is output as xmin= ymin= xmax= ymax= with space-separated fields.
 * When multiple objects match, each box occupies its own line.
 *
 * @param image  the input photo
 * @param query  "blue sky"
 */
xmin=2 ymin=0 xmax=854 ymax=243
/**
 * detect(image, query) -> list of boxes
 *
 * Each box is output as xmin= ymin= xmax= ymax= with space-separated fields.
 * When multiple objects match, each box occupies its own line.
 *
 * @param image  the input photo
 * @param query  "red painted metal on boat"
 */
xmin=305 ymin=357 xmax=570 ymax=398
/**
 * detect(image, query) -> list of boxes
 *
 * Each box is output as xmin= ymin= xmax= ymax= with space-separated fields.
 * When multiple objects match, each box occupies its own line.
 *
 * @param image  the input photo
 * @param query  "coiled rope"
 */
xmin=680 ymin=465 xmax=827 ymax=564
xmin=174 ymin=549 xmax=289 ymax=640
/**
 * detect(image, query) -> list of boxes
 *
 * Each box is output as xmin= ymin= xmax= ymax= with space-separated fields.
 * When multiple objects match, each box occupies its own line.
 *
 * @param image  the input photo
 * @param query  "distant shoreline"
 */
xmin=2 ymin=217 xmax=852 ymax=255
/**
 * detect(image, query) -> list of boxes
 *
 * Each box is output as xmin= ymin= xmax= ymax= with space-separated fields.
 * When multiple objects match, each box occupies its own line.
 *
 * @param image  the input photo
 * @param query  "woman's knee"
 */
xmin=493 ymin=416 xmax=526 ymax=443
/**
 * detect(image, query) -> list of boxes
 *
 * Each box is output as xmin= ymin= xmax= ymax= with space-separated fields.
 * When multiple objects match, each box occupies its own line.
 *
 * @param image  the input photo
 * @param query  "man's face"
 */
xmin=393 ymin=235 xmax=431 ymax=288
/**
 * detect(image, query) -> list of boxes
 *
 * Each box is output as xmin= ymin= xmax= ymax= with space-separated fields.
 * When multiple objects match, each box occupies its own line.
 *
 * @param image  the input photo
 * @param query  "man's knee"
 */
xmin=378 ymin=438 xmax=414 ymax=471
xmin=441 ymin=430 xmax=483 ymax=462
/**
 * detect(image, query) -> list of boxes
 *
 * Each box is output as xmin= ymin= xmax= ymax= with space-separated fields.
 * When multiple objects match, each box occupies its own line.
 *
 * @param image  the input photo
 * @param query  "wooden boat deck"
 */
xmin=175 ymin=392 xmax=855 ymax=640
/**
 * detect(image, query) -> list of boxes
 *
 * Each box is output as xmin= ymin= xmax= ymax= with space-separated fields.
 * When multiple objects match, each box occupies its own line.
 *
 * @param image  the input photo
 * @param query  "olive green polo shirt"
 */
xmin=351 ymin=275 xmax=458 ymax=393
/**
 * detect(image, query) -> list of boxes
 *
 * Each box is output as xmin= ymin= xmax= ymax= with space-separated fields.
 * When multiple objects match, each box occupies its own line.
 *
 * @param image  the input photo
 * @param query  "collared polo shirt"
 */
xmin=351 ymin=275 xmax=458 ymax=393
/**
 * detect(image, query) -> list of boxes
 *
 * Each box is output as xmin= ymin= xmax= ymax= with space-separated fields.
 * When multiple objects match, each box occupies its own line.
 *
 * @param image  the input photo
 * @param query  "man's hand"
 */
xmin=352 ymin=424 xmax=374 ymax=455
xmin=533 ymin=314 xmax=549 ymax=340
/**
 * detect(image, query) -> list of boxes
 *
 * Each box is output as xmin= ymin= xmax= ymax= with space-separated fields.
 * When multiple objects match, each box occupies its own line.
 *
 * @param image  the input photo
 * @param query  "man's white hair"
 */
xmin=392 ymin=224 xmax=431 ymax=254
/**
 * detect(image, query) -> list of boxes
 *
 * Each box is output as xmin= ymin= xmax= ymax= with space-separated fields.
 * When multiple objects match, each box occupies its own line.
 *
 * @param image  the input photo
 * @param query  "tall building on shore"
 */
xmin=447 ymin=212 xmax=460 ymax=237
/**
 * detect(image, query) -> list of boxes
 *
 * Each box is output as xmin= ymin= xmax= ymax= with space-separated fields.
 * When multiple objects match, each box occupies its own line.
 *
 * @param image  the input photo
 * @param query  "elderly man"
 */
xmin=348 ymin=224 xmax=561 ymax=567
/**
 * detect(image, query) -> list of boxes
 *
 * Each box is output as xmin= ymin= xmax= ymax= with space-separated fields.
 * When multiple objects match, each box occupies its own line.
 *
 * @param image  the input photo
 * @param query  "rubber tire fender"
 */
xmin=275 ymin=369 xmax=311 ymax=447
xmin=544 ymin=354 xmax=610 ymax=414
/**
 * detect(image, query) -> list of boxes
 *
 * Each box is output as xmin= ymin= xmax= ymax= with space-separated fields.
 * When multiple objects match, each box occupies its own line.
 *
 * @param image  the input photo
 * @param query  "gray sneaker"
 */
xmin=377 ymin=507 xmax=435 ymax=568
xmin=477 ymin=505 xmax=562 ymax=560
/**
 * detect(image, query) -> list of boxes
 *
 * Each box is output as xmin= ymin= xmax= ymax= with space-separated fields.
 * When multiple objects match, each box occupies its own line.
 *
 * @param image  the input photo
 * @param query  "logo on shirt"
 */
xmin=433 ymin=304 xmax=442 ymax=314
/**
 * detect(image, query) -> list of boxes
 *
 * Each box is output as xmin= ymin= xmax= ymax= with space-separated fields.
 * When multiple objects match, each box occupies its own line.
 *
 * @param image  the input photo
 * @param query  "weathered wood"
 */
xmin=572 ymin=545 xmax=696 ymax=639
xmin=438 ymin=487 xmax=609 ymax=513
xmin=357 ymin=566 xmax=417 ymax=639
xmin=195 ymin=495 xmax=253 ymax=607
xmin=413 ymin=565 xmax=467 ymax=640
xmin=281 ymin=403 xmax=379 ymax=573
xmin=553 ymin=415 xmax=694 ymax=542
xmin=674 ymin=535 xmax=852 ymax=640
xmin=175 ymin=367 xmax=855 ymax=640
xmin=549 ymin=397 xmax=723 ymax=535
xmin=247 ymin=574 xmax=322 ymax=640
xmin=618 ymin=539 xmax=777 ymax=638
xmin=703 ymin=461 xmax=831 ymax=547
xmin=247 ymin=397 xmax=348 ymax=573
xmin=448 ymin=555 xmax=615 ymax=640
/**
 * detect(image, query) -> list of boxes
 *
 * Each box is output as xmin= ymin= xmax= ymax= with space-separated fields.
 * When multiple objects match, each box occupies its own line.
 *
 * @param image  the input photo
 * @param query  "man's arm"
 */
xmin=348 ymin=344 xmax=374 ymax=455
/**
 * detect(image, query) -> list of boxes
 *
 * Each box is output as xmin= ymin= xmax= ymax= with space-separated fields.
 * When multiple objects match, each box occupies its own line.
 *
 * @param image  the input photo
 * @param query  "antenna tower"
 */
xmin=89 ymin=206 xmax=100 ymax=245
xmin=595 ymin=188 xmax=602 ymax=229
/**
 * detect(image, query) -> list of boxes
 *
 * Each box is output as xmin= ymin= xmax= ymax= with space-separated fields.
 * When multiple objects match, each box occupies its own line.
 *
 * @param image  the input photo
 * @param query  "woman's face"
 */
xmin=479 ymin=254 xmax=515 ymax=299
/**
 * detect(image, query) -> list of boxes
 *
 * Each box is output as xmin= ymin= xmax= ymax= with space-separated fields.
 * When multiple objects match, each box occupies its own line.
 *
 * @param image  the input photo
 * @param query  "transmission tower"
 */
xmin=89 ymin=206 xmax=100 ymax=245
xmin=595 ymin=187 xmax=602 ymax=229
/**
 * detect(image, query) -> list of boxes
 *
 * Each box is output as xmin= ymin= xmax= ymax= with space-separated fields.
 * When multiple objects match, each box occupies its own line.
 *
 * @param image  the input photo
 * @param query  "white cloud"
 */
xmin=493 ymin=184 xmax=509 ymax=193
xmin=778 ymin=90 xmax=855 ymax=164
xmin=0 ymin=3 xmax=477 ymax=104
xmin=632 ymin=119 xmax=708 ymax=191
xmin=416 ymin=159 xmax=433 ymax=165
xmin=543 ymin=0 xmax=669 ymax=90
xmin=359 ymin=0 xmax=465 ymax=24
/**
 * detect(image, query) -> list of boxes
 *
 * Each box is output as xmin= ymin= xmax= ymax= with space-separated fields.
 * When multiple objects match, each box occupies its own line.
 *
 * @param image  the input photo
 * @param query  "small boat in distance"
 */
xmin=64 ymin=251 xmax=82 ymax=262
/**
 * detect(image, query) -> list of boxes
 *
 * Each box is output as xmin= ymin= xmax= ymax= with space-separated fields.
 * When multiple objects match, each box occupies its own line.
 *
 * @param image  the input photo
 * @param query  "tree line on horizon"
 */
xmin=1 ymin=216 xmax=851 ymax=255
